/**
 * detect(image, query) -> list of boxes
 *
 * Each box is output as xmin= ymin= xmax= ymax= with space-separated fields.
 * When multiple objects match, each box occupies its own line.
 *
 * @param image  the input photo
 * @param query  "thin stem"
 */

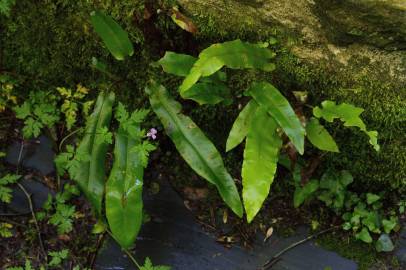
xmin=0 ymin=211 xmax=31 ymax=217
xmin=260 ymin=226 xmax=339 ymax=270
xmin=59 ymin=128 xmax=82 ymax=151
xmin=16 ymin=139 xmax=25 ymax=175
xmin=106 ymin=229 xmax=141 ymax=269
xmin=17 ymin=182 xmax=47 ymax=263
xmin=15 ymin=139 xmax=48 ymax=265
xmin=123 ymin=248 xmax=142 ymax=269
xmin=89 ymin=232 xmax=106 ymax=269
xmin=0 ymin=218 xmax=28 ymax=228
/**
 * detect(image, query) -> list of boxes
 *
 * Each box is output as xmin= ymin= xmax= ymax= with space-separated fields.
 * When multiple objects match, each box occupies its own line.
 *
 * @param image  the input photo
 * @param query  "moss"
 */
xmin=175 ymin=7 xmax=406 ymax=190
xmin=273 ymin=52 xmax=406 ymax=190
xmin=1 ymin=0 xmax=404 ymax=191
xmin=317 ymin=232 xmax=399 ymax=270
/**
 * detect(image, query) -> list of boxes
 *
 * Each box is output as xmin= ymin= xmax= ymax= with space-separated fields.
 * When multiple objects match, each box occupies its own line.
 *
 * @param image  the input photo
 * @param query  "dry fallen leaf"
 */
xmin=222 ymin=209 xmax=228 ymax=224
xmin=170 ymin=7 xmax=198 ymax=34
xmin=183 ymin=200 xmax=192 ymax=211
xmin=264 ymin=227 xmax=274 ymax=242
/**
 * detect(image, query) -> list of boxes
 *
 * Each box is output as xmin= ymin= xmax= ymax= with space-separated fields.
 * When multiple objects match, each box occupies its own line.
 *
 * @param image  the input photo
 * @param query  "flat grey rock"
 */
xmin=6 ymin=135 xmax=55 ymax=175
xmin=0 ymin=178 xmax=53 ymax=215
xmin=95 ymin=182 xmax=357 ymax=270
xmin=396 ymin=228 xmax=406 ymax=266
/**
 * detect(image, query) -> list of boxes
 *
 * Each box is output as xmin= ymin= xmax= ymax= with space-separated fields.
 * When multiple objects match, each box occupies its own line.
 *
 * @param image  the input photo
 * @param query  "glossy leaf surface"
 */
xmin=306 ymin=117 xmax=339 ymax=152
xmin=179 ymin=39 xmax=275 ymax=93
xmin=313 ymin=101 xmax=379 ymax=151
xmin=158 ymin=52 xmax=197 ymax=77
xmin=90 ymin=10 xmax=134 ymax=60
xmin=106 ymin=128 xmax=143 ymax=249
xmin=246 ymin=82 xmax=305 ymax=154
xmin=181 ymin=82 xmax=231 ymax=105
xmin=242 ymin=107 xmax=282 ymax=222
xmin=70 ymin=91 xmax=115 ymax=217
xmin=145 ymin=82 xmax=243 ymax=217
xmin=226 ymin=100 xmax=258 ymax=152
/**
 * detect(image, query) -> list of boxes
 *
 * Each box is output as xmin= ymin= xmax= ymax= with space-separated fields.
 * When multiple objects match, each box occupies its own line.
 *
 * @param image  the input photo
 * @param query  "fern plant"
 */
xmin=14 ymin=91 xmax=60 ymax=138
xmin=56 ymin=91 xmax=156 ymax=250
xmin=89 ymin=10 xmax=380 ymax=225
xmin=155 ymin=41 xmax=379 ymax=223
xmin=36 ymin=184 xmax=80 ymax=235
xmin=83 ymin=10 xmax=383 ymax=265
xmin=57 ymin=84 xmax=93 ymax=130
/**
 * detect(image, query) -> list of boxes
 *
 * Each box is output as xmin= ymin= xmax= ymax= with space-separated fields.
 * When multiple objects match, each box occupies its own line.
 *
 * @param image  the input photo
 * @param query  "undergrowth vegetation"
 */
xmin=0 ymin=2 xmax=404 ymax=270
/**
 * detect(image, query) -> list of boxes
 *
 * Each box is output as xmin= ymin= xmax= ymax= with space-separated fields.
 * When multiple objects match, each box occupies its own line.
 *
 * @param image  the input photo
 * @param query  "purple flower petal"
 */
xmin=147 ymin=128 xmax=158 ymax=140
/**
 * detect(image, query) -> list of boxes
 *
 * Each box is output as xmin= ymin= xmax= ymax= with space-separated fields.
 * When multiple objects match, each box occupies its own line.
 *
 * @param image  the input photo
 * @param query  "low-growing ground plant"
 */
xmin=1 ymin=7 xmax=402 ymax=270
xmin=83 ymin=10 xmax=397 ymax=262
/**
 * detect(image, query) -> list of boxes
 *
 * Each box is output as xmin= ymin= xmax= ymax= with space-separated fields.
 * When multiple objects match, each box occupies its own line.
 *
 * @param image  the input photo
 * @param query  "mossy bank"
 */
xmin=1 ymin=0 xmax=405 ymax=191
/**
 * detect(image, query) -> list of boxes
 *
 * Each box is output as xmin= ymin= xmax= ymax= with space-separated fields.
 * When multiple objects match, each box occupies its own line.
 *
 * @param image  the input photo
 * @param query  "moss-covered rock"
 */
xmin=177 ymin=0 xmax=406 ymax=190
xmin=1 ymin=0 xmax=404 ymax=190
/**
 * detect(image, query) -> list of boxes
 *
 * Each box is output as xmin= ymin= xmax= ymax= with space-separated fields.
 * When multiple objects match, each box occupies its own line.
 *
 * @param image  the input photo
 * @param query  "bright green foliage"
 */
xmin=105 ymin=103 xmax=153 ymax=249
xmin=115 ymin=103 xmax=150 ymax=138
xmin=242 ymin=107 xmax=282 ymax=222
xmin=57 ymin=84 xmax=91 ymax=130
xmin=37 ymin=184 xmax=79 ymax=235
xmin=0 ymin=172 xmax=20 ymax=239
xmin=48 ymin=203 xmax=75 ymax=235
xmin=293 ymin=179 xmax=319 ymax=208
xmin=317 ymin=170 xmax=353 ymax=211
xmin=158 ymin=52 xmax=197 ymax=77
xmin=0 ymin=222 xmax=13 ymax=238
xmin=145 ymin=81 xmax=243 ymax=217
xmin=181 ymin=82 xmax=232 ymax=105
xmin=131 ymin=141 xmax=157 ymax=168
xmin=246 ymin=82 xmax=305 ymax=154
xmin=313 ymin=101 xmax=379 ymax=151
xmin=306 ymin=118 xmax=339 ymax=152
xmin=356 ymin=227 xmax=372 ymax=243
xmin=366 ymin=193 xmax=380 ymax=205
xmin=226 ymin=100 xmax=258 ymax=152
xmin=6 ymin=260 xmax=33 ymax=270
xmin=90 ymin=10 xmax=134 ymax=61
xmin=14 ymin=91 xmax=60 ymax=138
xmin=69 ymin=91 xmax=115 ymax=217
xmin=0 ymin=174 xmax=20 ymax=203
xmin=0 ymin=0 xmax=15 ymax=17
xmin=382 ymin=216 xmax=397 ymax=234
xmin=48 ymin=249 xmax=69 ymax=267
xmin=342 ymin=194 xmax=399 ymax=250
xmin=54 ymin=145 xmax=75 ymax=176
xmin=179 ymin=39 xmax=276 ymax=93
xmin=140 ymin=257 xmax=171 ymax=270
xmin=157 ymin=52 xmax=231 ymax=105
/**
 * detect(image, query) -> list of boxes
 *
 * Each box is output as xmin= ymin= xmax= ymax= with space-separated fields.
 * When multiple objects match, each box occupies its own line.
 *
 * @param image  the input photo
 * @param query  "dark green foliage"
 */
xmin=1 ymin=0 xmax=403 ymax=192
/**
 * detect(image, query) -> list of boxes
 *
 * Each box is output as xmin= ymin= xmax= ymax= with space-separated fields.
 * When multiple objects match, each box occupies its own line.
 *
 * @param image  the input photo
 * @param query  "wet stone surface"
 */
xmin=1 ymin=135 xmax=55 ymax=215
xmin=0 ymin=178 xmax=54 ymax=215
xmin=6 ymin=135 xmax=55 ymax=176
xmin=396 ymin=228 xmax=406 ymax=267
xmin=95 ymin=182 xmax=357 ymax=270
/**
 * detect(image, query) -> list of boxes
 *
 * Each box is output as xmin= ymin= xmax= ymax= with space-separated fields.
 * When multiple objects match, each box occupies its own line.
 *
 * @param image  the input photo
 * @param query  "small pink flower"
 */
xmin=147 ymin=128 xmax=157 ymax=140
